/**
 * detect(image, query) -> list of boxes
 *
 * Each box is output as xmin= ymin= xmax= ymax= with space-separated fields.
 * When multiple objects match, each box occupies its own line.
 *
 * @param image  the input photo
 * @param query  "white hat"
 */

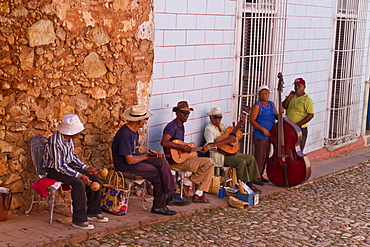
xmin=57 ymin=114 xmax=85 ymax=135
xmin=258 ymin=85 xmax=270 ymax=92
xmin=206 ymin=107 xmax=223 ymax=116
xmin=123 ymin=105 xmax=153 ymax=121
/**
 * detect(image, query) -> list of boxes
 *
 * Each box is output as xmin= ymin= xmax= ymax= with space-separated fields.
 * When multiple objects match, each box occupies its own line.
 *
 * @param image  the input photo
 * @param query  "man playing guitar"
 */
xmin=203 ymin=107 xmax=261 ymax=193
xmin=112 ymin=105 xmax=191 ymax=216
xmin=161 ymin=101 xmax=215 ymax=203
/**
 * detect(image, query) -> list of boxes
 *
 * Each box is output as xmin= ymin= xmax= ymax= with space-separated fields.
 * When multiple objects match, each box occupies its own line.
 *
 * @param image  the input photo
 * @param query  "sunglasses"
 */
xmin=179 ymin=110 xmax=191 ymax=115
xmin=211 ymin=116 xmax=223 ymax=119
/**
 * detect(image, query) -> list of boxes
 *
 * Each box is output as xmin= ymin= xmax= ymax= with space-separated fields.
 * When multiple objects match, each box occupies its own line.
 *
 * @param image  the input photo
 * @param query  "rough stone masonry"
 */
xmin=0 ymin=0 xmax=154 ymax=213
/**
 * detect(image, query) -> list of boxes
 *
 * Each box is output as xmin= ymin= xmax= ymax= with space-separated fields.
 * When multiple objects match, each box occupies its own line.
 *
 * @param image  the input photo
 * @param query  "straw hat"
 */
xmin=123 ymin=105 xmax=152 ymax=121
xmin=172 ymin=101 xmax=194 ymax=112
xmin=57 ymin=114 xmax=85 ymax=135
xmin=206 ymin=107 xmax=223 ymax=116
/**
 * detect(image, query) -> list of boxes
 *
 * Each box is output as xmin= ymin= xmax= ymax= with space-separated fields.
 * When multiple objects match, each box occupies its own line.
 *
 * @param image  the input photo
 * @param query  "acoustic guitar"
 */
xmin=169 ymin=140 xmax=216 ymax=163
xmin=215 ymin=108 xmax=249 ymax=156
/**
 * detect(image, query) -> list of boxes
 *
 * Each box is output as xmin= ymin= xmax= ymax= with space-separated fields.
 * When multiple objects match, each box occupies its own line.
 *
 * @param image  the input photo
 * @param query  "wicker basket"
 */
xmin=208 ymin=176 xmax=221 ymax=195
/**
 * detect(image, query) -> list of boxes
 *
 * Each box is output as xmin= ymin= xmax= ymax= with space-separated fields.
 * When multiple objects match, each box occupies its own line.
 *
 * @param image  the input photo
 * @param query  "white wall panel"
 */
xmin=166 ymin=0 xmax=188 ymax=14
xmin=185 ymin=60 xmax=204 ymax=75
xmin=186 ymin=30 xmax=206 ymax=45
xmin=155 ymin=47 xmax=175 ymax=62
xmin=155 ymin=13 xmax=176 ymax=29
xmin=194 ymin=45 xmax=214 ymax=59
xmin=176 ymin=46 xmax=196 ymax=60
xmin=163 ymin=61 xmax=185 ymax=77
xmin=187 ymin=0 xmax=207 ymax=14
xmin=206 ymin=0 xmax=225 ymax=15
xmin=174 ymin=77 xmax=194 ymax=92
xmin=163 ymin=30 xmax=186 ymax=46
xmin=176 ymin=15 xmax=197 ymax=29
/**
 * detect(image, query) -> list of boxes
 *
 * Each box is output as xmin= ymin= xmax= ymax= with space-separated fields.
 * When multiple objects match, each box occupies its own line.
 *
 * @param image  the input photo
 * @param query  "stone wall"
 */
xmin=0 ymin=0 xmax=154 ymax=213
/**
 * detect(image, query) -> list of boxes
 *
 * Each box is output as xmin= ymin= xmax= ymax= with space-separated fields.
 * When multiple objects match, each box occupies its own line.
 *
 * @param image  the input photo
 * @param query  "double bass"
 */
xmin=266 ymin=73 xmax=311 ymax=187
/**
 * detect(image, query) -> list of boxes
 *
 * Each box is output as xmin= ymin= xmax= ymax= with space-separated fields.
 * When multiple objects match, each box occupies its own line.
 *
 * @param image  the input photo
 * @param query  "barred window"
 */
xmin=234 ymin=0 xmax=287 ymax=154
xmin=326 ymin=0 xmax=367 ymax=146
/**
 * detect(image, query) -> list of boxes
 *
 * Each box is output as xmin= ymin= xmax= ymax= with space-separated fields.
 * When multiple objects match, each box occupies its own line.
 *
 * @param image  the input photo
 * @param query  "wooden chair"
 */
xmin=119 ymin=172 xmax=147 ymax=211
xmin=216 ymin=166 xmax=237 ymax=187
xmin=109 ymin=141 xmax=147 ymax=211
xmin=25 ymin=135 xmax=72 ymax=223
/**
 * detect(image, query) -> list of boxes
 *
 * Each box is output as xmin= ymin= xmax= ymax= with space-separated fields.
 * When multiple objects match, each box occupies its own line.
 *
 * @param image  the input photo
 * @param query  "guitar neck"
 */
xmin=148 ymin=153 xmax=170 ymax=158
xmin=230 ymin=120 xmax=244 ymax=136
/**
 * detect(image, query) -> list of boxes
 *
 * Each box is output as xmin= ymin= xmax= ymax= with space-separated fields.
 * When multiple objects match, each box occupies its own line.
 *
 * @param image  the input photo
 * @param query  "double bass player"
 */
xmin=266 ymin=74 xmax=312 ymax=187
xmin=282 ymin=78 xmax=314 ymax=151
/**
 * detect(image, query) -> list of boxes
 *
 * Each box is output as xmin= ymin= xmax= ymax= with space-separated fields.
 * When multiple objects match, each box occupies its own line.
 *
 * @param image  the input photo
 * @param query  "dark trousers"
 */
xmin=46 ymin=168 xmax=102 ymax=224
xmin=253 ymin=136 xmax=270 ymax=176
xmin=300 ymin=127 xmax=308 ymax=151
xmin=116 ymin=158 xmax=176 ymax=208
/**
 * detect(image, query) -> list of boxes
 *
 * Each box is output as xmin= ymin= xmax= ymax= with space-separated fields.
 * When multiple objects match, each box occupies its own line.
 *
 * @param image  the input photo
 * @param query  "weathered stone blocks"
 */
xmin=0 ymin=0 xmax=154 ymax=214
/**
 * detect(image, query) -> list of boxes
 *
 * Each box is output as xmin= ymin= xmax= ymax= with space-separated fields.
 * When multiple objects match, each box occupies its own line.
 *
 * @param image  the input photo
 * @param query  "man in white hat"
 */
xmin=112 ymin=105 xmax=191 ymax=216
xmin=43 ymin=114 xmax=108 ymax=230
xmin=204 ymin=107 xmax=261 ymax=192
xmin=250 ymin=85 xmax=278 ymax=185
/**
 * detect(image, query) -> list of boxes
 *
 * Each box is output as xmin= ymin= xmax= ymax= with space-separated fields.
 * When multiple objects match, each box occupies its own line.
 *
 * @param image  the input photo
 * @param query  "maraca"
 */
xmin=99 ymin=168 xmax=108 ymax=177
xmin=90 ymin=182 xmax=101 ymax=191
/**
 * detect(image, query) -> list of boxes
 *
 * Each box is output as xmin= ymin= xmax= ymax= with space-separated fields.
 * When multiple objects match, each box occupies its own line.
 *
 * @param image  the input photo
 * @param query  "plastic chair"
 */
xmin=25 ymin=135 xmax=71 ymax=223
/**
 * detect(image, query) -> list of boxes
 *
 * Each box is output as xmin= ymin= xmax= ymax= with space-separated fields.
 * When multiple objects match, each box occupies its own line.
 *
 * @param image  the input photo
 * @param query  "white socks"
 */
xmin=195 ymin=190 xmax=203 ymax=197
xmin=183 ymin=177 xmax=203 ymax=196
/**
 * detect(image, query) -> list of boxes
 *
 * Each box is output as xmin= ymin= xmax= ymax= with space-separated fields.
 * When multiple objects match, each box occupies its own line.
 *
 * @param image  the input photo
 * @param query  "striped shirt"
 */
xmin=43 ymin=131 xmax=88 ymax=177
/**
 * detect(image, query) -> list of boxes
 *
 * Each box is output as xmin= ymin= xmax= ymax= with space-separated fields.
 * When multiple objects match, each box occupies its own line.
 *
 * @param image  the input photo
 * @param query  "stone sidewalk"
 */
xmin=1 ymin=146 xmax=370 ymax=247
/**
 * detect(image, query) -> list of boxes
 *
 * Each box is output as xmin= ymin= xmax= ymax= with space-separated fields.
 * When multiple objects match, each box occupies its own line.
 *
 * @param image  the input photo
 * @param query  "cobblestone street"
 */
xmin=68 ymin=162 xmax=370 ymax=247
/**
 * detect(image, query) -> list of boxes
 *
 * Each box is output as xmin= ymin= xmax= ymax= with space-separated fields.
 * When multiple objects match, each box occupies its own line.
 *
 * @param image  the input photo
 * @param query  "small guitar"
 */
xmin=169 ymin=140 xmax=216 ymax=163
xmin=215 ymin=108 xmax=250 ymax=156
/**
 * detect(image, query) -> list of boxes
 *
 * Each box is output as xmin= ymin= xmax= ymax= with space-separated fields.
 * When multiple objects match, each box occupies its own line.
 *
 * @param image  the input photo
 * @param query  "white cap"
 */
xmin=57 ymin=114 xmax=85 ymax=135
xmin=258 ymin=85 xmax=270 ymax=92
xmin=206 ymin=107 xmax=223 ymax=116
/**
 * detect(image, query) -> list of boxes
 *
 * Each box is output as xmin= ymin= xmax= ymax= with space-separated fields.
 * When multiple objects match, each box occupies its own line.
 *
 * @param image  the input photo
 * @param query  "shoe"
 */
xmin=166 ymin=195 xmax=192 ymax=206
xmin=151 ymin=206 xmax=177 ymax=215
xmin=87 ymin=214 xmax=109 ymax=223
xmin=261 ymin=177 xmax=270 ymax=183
xmin=72 ymin=221 xmax=95 ymax=230
xmin=249 ymin=185 xmax=262 ymax=193
xmin=147 ymin=185 xmax=154 ymax=196
xmin=252 ymin=180 xmax=264 ymax=186
xmin=182 ymin=185 xmax=192 ymax=200
xmin=192 ymin=194 xmax=210 ymax=203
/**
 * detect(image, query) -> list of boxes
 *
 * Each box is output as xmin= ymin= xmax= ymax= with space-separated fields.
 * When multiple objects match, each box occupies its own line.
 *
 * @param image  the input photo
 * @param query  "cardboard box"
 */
xmin=237 ymin=191 xmax=260 ymax=206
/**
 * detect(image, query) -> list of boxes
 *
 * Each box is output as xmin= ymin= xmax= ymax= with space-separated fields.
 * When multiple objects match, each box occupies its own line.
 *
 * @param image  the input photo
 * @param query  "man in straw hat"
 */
xmin=250 ymin=85 xmax=278 ymax=185
xmin=43 ymin=114 xmax=108 ymax=230
xmin=282 ymin=78 xmax=314 ymax=151
xmin=203 ymin=107 xmax=261 ymax=193
xmin=112 ymin=105 xmax=191 ymax=216
xmin=161 ymin=101 xmax=215 ymax=203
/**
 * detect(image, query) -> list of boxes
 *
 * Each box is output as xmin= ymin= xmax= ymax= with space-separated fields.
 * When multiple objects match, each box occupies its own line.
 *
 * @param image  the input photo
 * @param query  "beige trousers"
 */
xmin=171 ymin=157 xmax=214 ymax=192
